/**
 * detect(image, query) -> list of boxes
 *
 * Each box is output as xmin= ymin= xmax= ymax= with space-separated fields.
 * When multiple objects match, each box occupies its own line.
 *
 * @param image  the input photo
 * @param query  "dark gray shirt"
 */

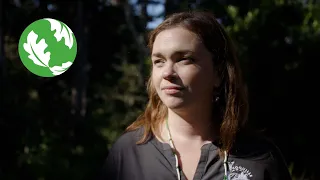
xmin=99 ymin=127 xmax=292 ymax=180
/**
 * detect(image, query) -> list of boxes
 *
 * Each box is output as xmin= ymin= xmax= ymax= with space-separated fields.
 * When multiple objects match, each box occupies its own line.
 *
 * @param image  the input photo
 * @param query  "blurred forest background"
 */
xmin=0 ymin=0 xmax=318 ymax=179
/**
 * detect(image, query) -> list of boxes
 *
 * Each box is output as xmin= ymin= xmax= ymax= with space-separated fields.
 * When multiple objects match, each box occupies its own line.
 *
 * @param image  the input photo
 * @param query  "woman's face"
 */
xmin=151 ymin=27 xmax=218 ymax=110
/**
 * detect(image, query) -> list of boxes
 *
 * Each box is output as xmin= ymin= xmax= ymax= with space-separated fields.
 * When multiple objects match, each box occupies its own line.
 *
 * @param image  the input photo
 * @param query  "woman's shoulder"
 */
xmin=231 ymin=130 xmax=287 ymax=161
xmin=109 ymin=126 xmax=145 ymax=152
xmin=98 ymin=127 xmax=147 ymax=180
xmin=230 ymin=130 xmax=292 ymax=179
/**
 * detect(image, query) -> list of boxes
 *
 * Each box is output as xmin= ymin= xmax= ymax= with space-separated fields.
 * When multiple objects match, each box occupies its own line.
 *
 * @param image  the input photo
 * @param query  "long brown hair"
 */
xmin=126 ymin=10 xmax=249 ymax=154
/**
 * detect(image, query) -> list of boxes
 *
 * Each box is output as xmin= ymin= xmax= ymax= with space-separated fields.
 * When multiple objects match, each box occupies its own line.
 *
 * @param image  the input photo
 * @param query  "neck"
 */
xmin=164 ymin=103 xmax=219 ymax=143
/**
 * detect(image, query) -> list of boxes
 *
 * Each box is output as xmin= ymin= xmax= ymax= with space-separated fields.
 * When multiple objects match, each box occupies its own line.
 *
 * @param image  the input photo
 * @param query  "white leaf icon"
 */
xmin=49 ymin=61 xmax=73 ymax=75
xmin=23 ymin=30 xmax=51 ymax=67
xmin=45 ymin=18 xmax=74 ymax=49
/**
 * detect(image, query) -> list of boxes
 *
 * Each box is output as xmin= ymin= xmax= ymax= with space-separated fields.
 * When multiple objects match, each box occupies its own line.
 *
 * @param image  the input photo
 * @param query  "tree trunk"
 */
xmin=165 ymin=0 xmax=180 ymax=16
xmin=0 ymin=0 xmax=5 ymax=80
xmin=123 ymin=0 xmax=148 ymax=86
xmin=71 ymin=0 xmax=89 ymax=119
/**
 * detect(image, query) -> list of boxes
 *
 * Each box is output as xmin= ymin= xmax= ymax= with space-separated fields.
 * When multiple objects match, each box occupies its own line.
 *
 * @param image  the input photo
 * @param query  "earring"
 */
xmin=212 ymin=87 xmax=220 ymax=103
xmin=212 ymin=94 xmax=220 ymax=103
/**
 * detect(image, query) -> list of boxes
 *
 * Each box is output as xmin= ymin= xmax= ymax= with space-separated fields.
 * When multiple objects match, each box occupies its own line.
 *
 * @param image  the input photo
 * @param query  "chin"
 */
xmin=161 ymin=97 xmax=186 ymax=109
xmin=165 ymin=103 xmax=184 ymax=109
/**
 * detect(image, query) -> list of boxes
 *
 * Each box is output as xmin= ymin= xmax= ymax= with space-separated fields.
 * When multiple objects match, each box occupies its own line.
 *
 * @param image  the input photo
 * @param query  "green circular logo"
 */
xmin=18 ymin=18 xmax=77 ymax=77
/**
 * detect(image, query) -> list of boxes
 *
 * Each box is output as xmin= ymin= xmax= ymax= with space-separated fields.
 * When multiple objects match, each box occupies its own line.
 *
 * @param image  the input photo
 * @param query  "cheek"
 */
xmin=179 ymin=67 xmax=201 ymax=83
xmin=151 ymin=71 xmax=161 ymax=89
xmin=182 ymin=67 xmax=214 ymax=91
xmin=180 ymin=69 xmax=200 ymax=85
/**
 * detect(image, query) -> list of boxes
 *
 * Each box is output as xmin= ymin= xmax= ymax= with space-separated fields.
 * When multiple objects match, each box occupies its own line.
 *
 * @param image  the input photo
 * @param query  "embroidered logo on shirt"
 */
xmin=228 ymin=161 xmax=253 ymax=180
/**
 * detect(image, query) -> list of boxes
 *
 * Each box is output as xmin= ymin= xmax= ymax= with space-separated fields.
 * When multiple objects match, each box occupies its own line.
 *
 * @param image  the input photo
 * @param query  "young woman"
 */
xmin=99 ymin=11 xmax=292 ymax=180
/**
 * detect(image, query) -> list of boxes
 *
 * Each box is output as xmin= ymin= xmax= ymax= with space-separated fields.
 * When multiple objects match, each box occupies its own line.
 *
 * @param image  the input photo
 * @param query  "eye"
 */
xmin=153 ymin=59 xmax=163 ymax=64
xmin=179 ymin=57 xmax=195 ymax=63
xmin=153 ymin=59 xmax=165 ymax=66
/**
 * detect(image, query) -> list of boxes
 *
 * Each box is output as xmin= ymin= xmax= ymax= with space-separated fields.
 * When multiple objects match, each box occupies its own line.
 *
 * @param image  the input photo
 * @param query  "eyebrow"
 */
xmin=151 ymin=50 xmax=195 ymax=58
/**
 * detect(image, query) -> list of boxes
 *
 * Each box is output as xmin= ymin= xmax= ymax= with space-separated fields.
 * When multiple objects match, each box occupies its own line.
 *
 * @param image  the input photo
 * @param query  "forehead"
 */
xmin=152 ymin=27 xmax=203 ymax=55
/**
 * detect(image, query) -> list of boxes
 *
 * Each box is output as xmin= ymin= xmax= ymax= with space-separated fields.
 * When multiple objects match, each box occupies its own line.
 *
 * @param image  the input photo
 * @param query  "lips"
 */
xmin=161 ymin=86 xmax=184 ymax=94
xmin=162 ymin=86 xmax=183 ymax=90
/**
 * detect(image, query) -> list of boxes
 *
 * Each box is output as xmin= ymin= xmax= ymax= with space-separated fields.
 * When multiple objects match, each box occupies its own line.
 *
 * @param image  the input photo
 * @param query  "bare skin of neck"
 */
xmin=158 ymin=103 xmax=220 ymax=180
xmin=160 ymin=102 xmax=219 ymax=145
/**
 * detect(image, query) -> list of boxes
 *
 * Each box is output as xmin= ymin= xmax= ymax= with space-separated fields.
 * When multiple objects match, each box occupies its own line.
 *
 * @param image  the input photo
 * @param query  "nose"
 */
xmin=162 ymin=63 xmax=177 ymax=80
